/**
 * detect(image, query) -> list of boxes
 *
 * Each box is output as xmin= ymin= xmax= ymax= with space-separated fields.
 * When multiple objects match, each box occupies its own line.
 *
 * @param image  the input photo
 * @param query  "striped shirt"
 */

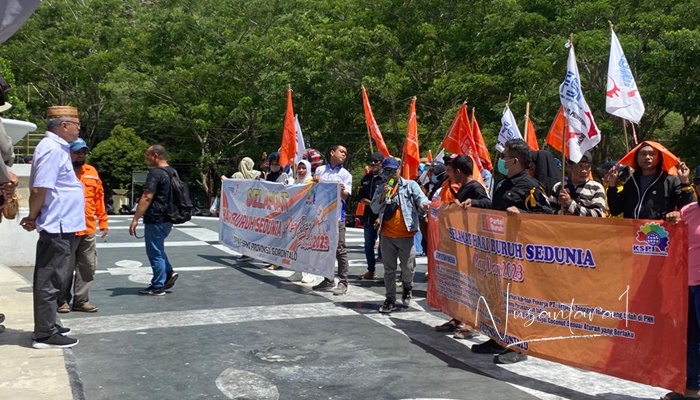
xmin=553 ymin=179 xmax=607 ymax=217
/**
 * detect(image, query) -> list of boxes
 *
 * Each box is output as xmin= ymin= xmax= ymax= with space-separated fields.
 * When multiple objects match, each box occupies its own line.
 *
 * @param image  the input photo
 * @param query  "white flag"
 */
xmin=293 ymin=115 xmax=306 ymax=165
xmin=433 ymin=149 xmax=445 ymax=164
xmin=559 ymin=44 xmax=601 ymax=163
xmin=495 ymin=105 xmax=522 ymax=153
xmin=606 ymin=29 xmax=645 ymax=124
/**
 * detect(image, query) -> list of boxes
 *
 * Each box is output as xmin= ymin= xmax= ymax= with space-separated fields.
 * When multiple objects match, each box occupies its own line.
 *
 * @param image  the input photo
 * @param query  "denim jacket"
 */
xmin=370 ymin=177 xmax=429 ymax=234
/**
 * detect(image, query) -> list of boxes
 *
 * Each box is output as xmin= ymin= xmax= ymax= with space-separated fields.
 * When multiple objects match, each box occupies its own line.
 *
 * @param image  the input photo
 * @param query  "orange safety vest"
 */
xmin=76 ymin=164 xmax=108 ymax=236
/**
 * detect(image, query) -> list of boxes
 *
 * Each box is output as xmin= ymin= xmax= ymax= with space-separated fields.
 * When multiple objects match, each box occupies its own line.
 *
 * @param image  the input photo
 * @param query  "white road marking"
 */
xmin=216 ymin=368 xmax=279 ymax=400
xmin=63 ymin=302 xmax=359 ymax=335
xmin=96 ymin=241 xmax=207 ymax=249
xmin=175 ymin=227 xmax=220 ymax=242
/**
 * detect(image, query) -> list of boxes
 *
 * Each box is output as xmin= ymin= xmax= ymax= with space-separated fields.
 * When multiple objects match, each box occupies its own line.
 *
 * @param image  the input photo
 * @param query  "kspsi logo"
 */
xmin=633 ymin=222 xmax=670 ymax=256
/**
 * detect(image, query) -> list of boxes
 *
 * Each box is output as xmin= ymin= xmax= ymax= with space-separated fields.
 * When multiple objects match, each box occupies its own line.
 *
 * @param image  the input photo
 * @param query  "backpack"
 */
xmin=159 ymin=167 xmax=193 ymax=224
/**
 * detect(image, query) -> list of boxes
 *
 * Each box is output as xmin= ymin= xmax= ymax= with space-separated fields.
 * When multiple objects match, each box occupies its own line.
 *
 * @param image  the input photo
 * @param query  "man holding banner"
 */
xmin=371 ymin=157 xmax=429 ymax=313
xmin=471 ymin=139 xmax=553 ymax=363
xmin=312 ymin=145 xmax=352 ymax=296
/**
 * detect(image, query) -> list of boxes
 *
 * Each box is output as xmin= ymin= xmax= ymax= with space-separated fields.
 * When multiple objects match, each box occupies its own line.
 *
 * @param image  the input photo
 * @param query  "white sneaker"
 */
xmin=300 ymin=272 xmax=316 ymax=283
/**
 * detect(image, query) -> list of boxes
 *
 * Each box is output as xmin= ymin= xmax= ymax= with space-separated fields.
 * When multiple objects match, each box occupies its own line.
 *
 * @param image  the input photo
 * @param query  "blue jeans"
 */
xmin=689 ymin=286 xmax=700 ymax=390
xmin=363 ymin=224 xmax=379 ymax=272
xmin=144 ymin=223 xmax=173 ymax=290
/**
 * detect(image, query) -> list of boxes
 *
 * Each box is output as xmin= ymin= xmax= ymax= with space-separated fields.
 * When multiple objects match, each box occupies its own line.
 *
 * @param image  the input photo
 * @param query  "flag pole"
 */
xmin=559 ymin=35 xmax=573 ymax=215
xmin=361 ymin=86 xmax=375 ymax=154
xmin=622 ymin=119 xmax=630 ymax=152
xmin=523 ymin=102 xmax=530 ymax=142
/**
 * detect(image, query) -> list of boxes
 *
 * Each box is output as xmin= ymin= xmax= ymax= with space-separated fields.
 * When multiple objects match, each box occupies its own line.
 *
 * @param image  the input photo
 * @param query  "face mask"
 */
xmin=270 ymin=165 xmax=281 ymax=173
xmin=431 ymin=175 xmax=439 ymax=184
xmin=497 ymin=158 xmax=510 ymax=175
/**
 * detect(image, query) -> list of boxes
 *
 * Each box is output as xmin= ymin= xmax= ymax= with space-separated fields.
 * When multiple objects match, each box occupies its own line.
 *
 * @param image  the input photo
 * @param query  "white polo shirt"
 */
xmin=315 ymin=163 xmax=352 ymax=221
xmin=29 ymin=131 xmax=86 ymax=234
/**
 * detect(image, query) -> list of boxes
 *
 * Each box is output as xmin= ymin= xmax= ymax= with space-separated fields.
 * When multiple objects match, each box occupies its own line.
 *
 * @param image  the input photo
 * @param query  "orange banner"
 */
xmin=427 ymin=204 xmax=688 ymax=392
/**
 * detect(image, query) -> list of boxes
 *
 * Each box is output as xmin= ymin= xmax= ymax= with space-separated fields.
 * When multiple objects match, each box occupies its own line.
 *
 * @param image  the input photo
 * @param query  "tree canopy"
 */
xmin=1 ymin=0 xmax=698 ymax=199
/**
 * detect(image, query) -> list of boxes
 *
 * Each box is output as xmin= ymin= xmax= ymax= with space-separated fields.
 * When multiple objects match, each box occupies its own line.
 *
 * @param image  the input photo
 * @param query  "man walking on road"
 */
xmin=20 ymin=106 xmax=84 ymax=349
xmin=356 ymin=151 xmax=385 ymax=280
xmin=371 ymin=157 xmax=430 ymax=313
xmin=129 ymin=145 xmax=179 ymax=296
xmin=57 ymin=138 xmax=108 ymax=313
xmin=312 ymin=144 xmax=352 ymax=296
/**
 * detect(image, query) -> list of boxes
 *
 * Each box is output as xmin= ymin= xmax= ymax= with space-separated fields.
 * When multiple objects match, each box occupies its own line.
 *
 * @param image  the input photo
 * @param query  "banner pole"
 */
xmin=623 ymin=119 xmax=630 ymax=152
xmin=523 ymin=102 xmax=530 ymax=142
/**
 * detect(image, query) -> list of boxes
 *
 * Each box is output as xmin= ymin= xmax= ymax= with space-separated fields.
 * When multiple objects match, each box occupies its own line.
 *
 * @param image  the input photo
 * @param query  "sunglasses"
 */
xmin=370 ymin=160 xmax=382 ymax=164
xmin=383 ymin=168 xmax=398 ymax=173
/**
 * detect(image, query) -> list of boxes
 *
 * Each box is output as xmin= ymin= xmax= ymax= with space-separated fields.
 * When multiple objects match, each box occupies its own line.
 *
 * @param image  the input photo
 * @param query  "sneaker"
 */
xmin=332 ymin=283 xmax=348 ymax=296
xmin=494 ymin=348 xmax=528 ymax=364
xmin=360 ymin=271 xmax=377 ymax=280
xmin=401 ymin=289 xmax=412 ymax=307
xmin=31 ymin=325 xmax=71 ymax=340
xmin=57 ymin=303 xmax=71 ymax=313
xmin=312 ymin=279 xmax=335 ymax=291
xmin=300 ymin=273 xmax=316 ymax=283
xmin=55 ymin=325 xmax=71 ymax=336
xmin=72 ymin=302 xmax=98 ymax=313
xmin=471 ymin=338 xmax=504 ymax=354
xmin=32 ymin=333 xmax=79 ymax=349
xmin=138 ymin=287 xmax=166 ymax=296
xmin=164 ymin=272 xmax=179 ymax=290
xmin=379 ymin=298 xmax=396 ymax=314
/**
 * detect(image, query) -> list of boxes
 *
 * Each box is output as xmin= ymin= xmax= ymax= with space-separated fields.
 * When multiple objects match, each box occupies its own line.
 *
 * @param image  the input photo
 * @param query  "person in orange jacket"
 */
xmin=57 ymin=138 xmax=108 ymax=313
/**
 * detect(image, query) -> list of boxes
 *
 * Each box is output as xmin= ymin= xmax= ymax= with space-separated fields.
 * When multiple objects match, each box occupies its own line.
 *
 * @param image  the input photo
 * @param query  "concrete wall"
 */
xmin=0 ymin=164 xmax=37 ymax=267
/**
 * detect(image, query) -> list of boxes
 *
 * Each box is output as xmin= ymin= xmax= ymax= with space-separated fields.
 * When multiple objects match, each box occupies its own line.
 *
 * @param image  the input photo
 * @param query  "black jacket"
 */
xmin=456 ymin=180 xmax=491 ymax=209
xmin=492 ymin=171 xmax=555 ymax=213
xmin=356 ymin=172 xmax=384 ymax=225
xmin=607 ymin=170 xmax=694 ymax=219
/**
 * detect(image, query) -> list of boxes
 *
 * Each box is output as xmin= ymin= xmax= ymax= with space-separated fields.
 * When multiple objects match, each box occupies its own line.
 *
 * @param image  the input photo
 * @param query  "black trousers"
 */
xmin=33 ymin=230 xmax=74 ymax=338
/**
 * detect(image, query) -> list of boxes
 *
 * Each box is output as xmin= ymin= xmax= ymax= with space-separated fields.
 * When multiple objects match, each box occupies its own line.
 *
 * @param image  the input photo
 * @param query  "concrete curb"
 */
xmin=0 ymin=263 xmax=74 ymax=400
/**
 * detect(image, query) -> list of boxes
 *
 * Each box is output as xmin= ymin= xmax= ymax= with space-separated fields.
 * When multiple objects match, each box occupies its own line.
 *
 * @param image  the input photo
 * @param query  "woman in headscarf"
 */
xmin=529 ymin=150 xmax=562 ymax=196
xmin=295 ymin=160 xmax=313 ymax=184
xmin=226 ymin=157 xmax=261 ymax=180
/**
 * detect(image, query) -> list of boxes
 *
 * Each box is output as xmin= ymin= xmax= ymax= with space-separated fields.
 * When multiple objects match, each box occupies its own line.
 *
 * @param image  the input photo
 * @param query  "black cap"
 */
xmin=370 ymin=152 xmax=385 ymax=162
xmin=569 ymin=150 xmax=593 ymax=164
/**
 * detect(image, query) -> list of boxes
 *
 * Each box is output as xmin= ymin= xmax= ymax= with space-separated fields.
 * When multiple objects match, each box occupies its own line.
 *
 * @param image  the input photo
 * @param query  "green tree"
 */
xmin=89 ymin=125 xmax=148 ymax=193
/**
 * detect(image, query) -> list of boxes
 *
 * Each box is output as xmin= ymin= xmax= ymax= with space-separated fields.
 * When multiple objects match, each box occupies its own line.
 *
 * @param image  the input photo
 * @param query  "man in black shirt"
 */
xmin=356 ymin=152 xmax=385 ymax=279
xmin=471 ymin=139 xmax=553 ymax=364
xmin=129 ymin=145 xmax=180 ymax=296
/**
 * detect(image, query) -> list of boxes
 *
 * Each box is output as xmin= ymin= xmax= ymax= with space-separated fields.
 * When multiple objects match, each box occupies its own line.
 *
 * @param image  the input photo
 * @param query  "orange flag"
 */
xmin=279 ymin=88 xmax=296 ymax=168
xmin=441 ymin=102 xmax=478 ymax=159
xmin=545 ymin=106 xmax=568 ymax=157
xmin=471 ymin=109 xmax=493 ymax=171
xmin=361 ymin=86 xmax=391 ymax=157
xmin=525 ymin=117 xmax=540 ymax=151
xmin=402 ymin=97 xmax=420 ymax=179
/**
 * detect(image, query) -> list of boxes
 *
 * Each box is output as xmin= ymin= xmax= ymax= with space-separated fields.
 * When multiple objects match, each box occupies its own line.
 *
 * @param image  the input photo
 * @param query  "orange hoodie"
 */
xmin=76 ymin=164 xmax=108 ymax=236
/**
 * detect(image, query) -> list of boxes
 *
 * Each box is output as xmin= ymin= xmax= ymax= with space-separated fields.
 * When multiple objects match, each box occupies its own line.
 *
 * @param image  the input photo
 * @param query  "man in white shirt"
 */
xmin=21 ymin=106 xmax=85 ymax=349
xmin=313 ymin=144 xmax=352 ymax=295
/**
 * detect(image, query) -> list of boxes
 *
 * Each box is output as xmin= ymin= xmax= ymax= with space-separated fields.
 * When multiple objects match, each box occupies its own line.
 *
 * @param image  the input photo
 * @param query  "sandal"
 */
xmin=435 ymin=319 xmax=460 ymax=332
xmin=453 ymin=328 xmax=475 ymax=340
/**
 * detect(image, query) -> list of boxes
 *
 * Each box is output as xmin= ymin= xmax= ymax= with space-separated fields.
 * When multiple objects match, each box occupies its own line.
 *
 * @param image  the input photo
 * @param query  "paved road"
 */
xmin=10 ymin=216 xmax=668 ymax=400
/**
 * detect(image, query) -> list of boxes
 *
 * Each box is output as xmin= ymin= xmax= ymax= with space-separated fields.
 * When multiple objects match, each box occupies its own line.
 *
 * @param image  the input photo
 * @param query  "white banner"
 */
xmin=495 ymin=105 xmax=522 ymax=153
xmin=219 ymin=179 xmax=340 ymax=279
xmin=606 ymin=29 xmax=645 ymax=124
xmin=559 ymin=44 xmax=601 ymax=163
